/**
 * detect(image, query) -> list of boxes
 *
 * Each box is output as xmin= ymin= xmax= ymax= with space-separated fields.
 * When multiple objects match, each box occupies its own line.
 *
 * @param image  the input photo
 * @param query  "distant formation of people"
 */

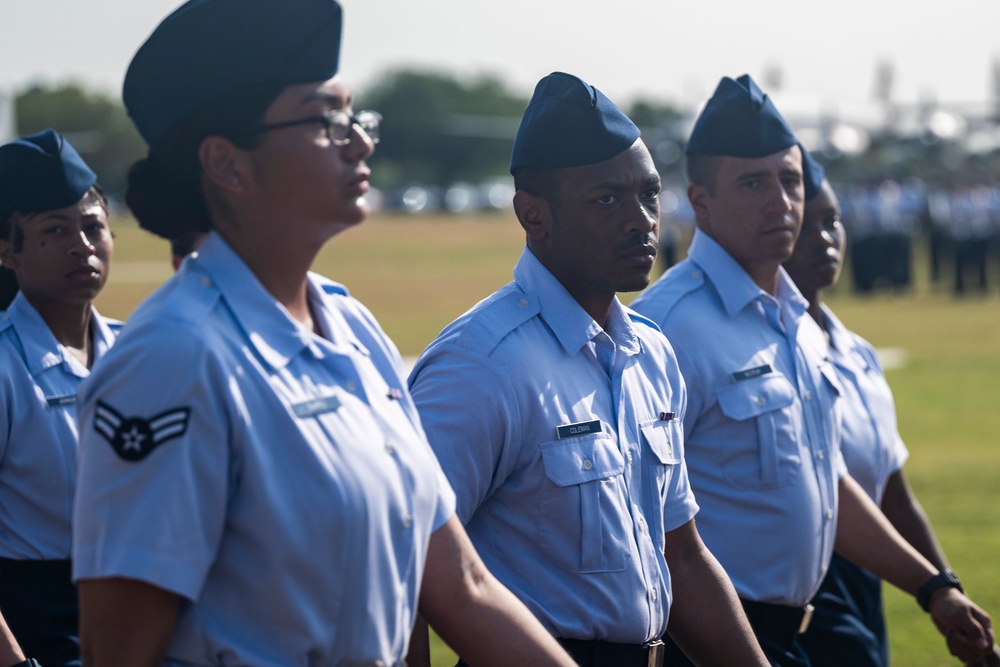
xmin=1 ymin=2 xmax=998 ymax=667
xmin=833 ymin=179 xmax=999 ymax=296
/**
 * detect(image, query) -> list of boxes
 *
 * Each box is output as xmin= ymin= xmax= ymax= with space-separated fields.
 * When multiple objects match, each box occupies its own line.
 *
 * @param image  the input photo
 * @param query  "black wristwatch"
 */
xmin=917 ymin=568 xmax=964 ymax=612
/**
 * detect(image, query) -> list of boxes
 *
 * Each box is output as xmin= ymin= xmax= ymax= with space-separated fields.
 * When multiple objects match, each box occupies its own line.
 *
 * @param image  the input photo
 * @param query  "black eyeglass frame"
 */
xmin=248 ymin=109 xmax=381 ymax=145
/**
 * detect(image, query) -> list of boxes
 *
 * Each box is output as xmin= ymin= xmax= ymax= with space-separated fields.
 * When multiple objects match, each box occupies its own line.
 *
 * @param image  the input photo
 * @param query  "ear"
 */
xmin=0 ymin=232 xmax=18 ymax=271
xmin=513 ymin=190 xmax=553 ymax=242
xmin=198 ymin=136 xmax=248 ymax=193
xmin=687 ymin=182 xmax=712 ymax=227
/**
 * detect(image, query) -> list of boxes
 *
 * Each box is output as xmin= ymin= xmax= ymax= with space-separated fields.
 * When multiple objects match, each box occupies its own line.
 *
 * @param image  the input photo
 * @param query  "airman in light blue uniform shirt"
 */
xmin=0 ymin=294 xmax=119 ymax=560
xmin=415 ymin=71 xmax=770 ymax=667
xmin=631 ymin=229 xmax=845 ymax=607
xmin=410 ymin=246 xmax=698 ymax=644
xmin=822 ymin=306 xmax=908 ymax=505
xmin=73 ymin=234 xmax=456 ymax=665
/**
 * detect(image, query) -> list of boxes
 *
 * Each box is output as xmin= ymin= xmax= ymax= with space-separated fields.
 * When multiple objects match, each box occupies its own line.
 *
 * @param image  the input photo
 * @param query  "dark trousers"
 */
xmin=0 ymin=558 xmax=81 ymax=667
xmin=659 ymin=598 xmax=811 ymax=667
xmin=458 ymin=638 xmax=656 ymax=667
xmin=798 ymin=553 xmax=888 ymax=667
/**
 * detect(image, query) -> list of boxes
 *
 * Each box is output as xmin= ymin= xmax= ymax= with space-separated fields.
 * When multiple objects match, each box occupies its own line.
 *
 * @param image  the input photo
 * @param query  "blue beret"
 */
xmin=687 ymin=74 xmax=824 ymax=199
xmin=124 ymin=0 xmax=343 ymax=149
xmin=0 ymin=129 xmax=96 ymax=213
xmin=510 ymin=72 xmax=640 ymax=173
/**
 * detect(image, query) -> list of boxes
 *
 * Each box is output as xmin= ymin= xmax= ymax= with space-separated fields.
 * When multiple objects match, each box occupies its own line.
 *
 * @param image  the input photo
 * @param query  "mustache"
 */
xmin=622 ymin=233 xmax=657 ymax=250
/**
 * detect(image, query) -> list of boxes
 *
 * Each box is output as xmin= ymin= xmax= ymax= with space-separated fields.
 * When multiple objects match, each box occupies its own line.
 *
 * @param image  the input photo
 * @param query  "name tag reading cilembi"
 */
xmin=557 ymin=419 xmax=601 ymax=440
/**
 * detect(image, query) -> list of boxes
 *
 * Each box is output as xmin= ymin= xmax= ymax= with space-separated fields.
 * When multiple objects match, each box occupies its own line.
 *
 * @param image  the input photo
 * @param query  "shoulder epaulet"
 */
xmin=635 ymin=264 xmax=707 ymax=319
xmin=453 ymin=290 xmax=540 ymax=357
xmin=321 ymin=282 xmax=349 ymax=297
xmin=624 ymin=307 xmax=662 ymax=333
xmin=134 ymin=268 xmax=220 ymax=328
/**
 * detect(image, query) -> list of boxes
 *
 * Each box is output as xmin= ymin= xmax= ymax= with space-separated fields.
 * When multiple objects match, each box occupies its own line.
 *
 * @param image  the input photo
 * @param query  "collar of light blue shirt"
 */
xmin=190 ymin=233 xmax=368 ymax=370
xmin=5 ymin=292 xmax=113 ymax=377
xmin=687 ymin=229 xmax=809 ymax=320
xmin=512 ymin=246 xmax=641 ymax=357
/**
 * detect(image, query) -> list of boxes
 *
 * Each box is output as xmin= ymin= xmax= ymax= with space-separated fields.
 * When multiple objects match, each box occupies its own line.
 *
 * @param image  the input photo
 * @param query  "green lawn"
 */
xmin=98 ymin=214 xmax=999 ymax=666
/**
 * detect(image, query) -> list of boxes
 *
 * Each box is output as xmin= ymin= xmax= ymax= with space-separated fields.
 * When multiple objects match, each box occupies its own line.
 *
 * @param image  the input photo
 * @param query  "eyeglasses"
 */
xmin=249 ymin=109 xmax=381 ymax=145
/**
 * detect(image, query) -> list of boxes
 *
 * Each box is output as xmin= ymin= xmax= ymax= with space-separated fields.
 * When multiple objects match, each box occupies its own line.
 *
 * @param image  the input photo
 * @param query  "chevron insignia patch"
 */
xmin=93 ymin=401 xmax=191 ymax=462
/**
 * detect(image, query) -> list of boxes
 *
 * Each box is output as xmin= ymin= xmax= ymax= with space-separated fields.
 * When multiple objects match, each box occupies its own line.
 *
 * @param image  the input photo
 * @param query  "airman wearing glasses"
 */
xmin=70 ymin=1 xmax=576 ymax=666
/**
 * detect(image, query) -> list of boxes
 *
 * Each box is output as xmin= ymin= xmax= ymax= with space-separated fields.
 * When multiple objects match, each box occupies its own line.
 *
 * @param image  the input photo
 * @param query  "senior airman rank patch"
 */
xmin=94 ymin=401 xmax=191 ymax=462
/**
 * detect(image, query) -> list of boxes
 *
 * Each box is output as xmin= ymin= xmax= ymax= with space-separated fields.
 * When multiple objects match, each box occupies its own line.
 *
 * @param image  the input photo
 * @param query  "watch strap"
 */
xmin=917 ymin=568 xmax=964 ymax=612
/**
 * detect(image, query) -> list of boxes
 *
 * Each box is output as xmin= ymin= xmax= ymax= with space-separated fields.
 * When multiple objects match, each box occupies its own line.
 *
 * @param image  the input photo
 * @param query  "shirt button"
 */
xmin=690 ymin=271 xmax=701 ymax=280
xmin=385 ymin=442 xmax=396 ymax=455
xmin=200 ymin=277 xmax=212 ymax=288
xmin=816 ymin=450 xmax=825 ymax=460
xmin=651 ymin=588 xmax=658 ymax=601
xmin=402 ymin=515 xmax=413 ymax=529
xmin=755 ymin=396 xmax=766 ymax=406
xmin=582 ymin=459 xmax=593 ymax=471
xmin=826 ymin=509 xmax=834 ymax=520
xmin=804 ymin=390 xmax=813 ymax=401
xmin=345 ymin=381 xmax=357 ymax=392
xmin=518 ymin=299 xmax=528 ymax=307
xmin=626 ymin=450 xmax=633 ymax=462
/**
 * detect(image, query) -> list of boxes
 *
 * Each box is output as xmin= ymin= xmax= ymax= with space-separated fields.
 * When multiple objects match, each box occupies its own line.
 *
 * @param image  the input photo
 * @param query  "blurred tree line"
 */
xmin=11 ymin=69 xmax=683 ymax=202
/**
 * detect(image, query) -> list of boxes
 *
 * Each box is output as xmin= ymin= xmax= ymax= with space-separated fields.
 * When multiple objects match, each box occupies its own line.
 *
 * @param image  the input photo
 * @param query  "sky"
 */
xmin=1 ymin=0 xmax=998 ymax=118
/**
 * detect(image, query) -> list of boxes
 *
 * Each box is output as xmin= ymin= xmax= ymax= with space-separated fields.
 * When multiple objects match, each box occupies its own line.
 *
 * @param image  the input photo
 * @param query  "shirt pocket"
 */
xmin=716 ymin=374 xmax=802 ymax=490
xmin=538 ymin=432 xmax=629 ymax=573
xmin=639 ymin=419 xmax=681 ymax=548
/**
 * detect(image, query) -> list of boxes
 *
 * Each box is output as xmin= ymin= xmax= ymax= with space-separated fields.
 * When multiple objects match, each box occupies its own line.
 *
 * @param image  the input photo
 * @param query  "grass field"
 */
xmin=97 ymin=213 xmax=999 ymax=666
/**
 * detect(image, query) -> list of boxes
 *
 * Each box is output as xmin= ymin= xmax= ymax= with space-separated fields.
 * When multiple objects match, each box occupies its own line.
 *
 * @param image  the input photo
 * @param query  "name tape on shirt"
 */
xmin=94 ymin=401 xmax=191 ymax=462
xmin=557 ymin=419 xmax=602 ymax=440
xmin=731 ymin=364 xmax=773 ymax=383
xmin=46 ymin=394 xmax=76 ymax=408
xmin=292 ymin=394 xmax=342 ymax=418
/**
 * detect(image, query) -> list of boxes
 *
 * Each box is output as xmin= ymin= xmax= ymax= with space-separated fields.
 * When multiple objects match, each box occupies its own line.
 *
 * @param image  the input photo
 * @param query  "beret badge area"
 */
xmin=94 ymin=401 xmax=191 ymax=462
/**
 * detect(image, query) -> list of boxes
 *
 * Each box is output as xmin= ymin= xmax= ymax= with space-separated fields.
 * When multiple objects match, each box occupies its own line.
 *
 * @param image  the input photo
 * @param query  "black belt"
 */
xmin=557 ymin=638 xmax=665 ymax=667
xmin=739 ymin=598 xmax=814 ymax=649
xmin=0 ymin=558 xmax=79 ymax=667
xmin=0 ymin=557 xmax=72 ymax=584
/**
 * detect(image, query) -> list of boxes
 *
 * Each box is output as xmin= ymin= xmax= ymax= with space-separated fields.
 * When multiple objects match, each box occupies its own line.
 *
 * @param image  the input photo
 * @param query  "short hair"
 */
xmin=685 ymin=153 xmax=723 ymax=195
xmin=512 ymin=166 xmax=567 ymax=211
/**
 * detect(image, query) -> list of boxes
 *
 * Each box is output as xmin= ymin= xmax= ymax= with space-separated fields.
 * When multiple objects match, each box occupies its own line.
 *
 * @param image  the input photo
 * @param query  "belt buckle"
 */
xmin=798 ymin=604 xmax=815 ymax=634
xmin=644 ymin=639 xmax=665 ymax=667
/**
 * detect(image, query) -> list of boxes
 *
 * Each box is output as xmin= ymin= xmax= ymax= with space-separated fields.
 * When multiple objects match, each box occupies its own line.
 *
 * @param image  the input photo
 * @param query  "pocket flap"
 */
xmin=540 ymin=434 xmax=624 ymax=487
xmin=717 ymin=374 xmax=795 ymax=421
xmin=640 ymin=421 xmax=680 ymax=465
